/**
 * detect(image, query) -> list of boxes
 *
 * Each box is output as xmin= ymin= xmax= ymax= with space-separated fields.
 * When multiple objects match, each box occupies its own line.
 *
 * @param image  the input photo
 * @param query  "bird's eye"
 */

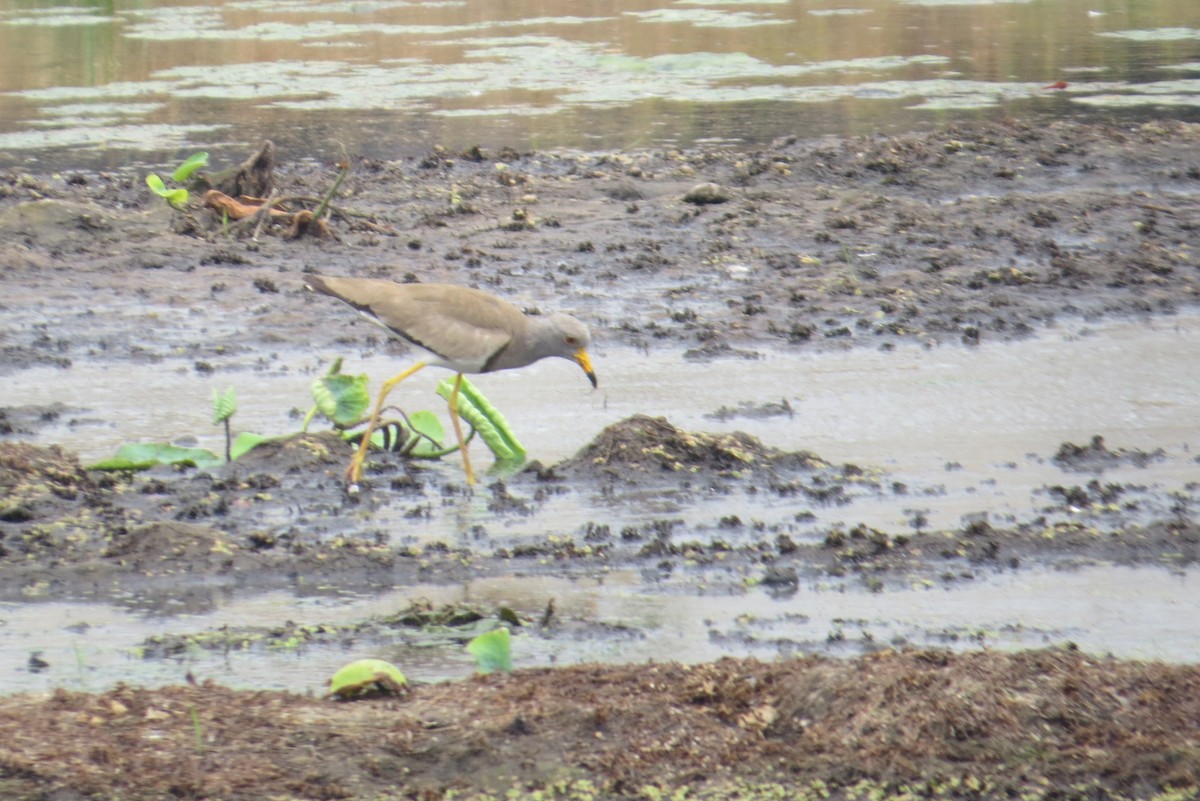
xmin=564 ymin=336 xmax=578 ymax=346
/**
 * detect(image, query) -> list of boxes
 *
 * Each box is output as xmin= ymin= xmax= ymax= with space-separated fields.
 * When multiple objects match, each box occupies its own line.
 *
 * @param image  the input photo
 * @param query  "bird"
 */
xmin=305 ymin=275 xmax=597 ymax=489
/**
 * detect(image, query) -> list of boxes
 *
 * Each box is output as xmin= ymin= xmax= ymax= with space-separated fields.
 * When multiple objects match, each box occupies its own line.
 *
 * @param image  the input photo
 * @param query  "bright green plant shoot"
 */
xmin=145 ymin=174 xmax=188 ymax=209
xmin=190 ymin=705 xmax=204 ymax=754
xmin=146 ymin=151 xmax=209 ymax=209
xmin=212 ymin=386 xmax=237 ymax=461
xmin=171 ymin=152 xmax=209 ymax=183
xmin=467 ymin=627 xmax=512 ymax=675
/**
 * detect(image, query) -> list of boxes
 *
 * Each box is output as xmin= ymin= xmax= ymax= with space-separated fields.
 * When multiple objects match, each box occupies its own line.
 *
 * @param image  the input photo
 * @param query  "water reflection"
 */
xmin=0 ymin=0 xmax=1198 ymax=165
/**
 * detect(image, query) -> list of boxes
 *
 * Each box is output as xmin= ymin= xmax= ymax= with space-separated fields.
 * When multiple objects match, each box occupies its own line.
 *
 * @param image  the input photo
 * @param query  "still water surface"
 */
xmin=2 ymin=565 xmax=1197 ymax=695
xmin=1 ymin=0 xmax=1199 ymax=166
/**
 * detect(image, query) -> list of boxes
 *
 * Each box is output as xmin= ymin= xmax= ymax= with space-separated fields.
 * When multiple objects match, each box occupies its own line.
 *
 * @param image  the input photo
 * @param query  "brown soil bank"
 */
xmin=1 ymin=649 xmax=1198 ymax=801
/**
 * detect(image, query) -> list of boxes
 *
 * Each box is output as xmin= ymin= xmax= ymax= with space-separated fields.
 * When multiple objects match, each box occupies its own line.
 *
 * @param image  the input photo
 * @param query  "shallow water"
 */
xmin=1 ymin=564 xmax=1196 ymax=696
xmin=12 ymin=311 xmax=1200 ymax=533
xmin=1 ymin=0 xmax=1199 ymax=167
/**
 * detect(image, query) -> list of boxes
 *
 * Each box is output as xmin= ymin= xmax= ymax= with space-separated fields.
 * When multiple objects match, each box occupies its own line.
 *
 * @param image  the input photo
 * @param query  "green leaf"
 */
xmin=467 ymin=627 xmax=512 ymax=674
xmin=88 ymin=443 xmax=224 ymax=471
xmin=312 ymin=372 xmax=370 ymax=428
xmin=171 ymin=151 xmax=209 ymax=183
xmin=459 ymin=378 xmax=526 ymax=461
xmin=145 ymin=173 xmax=189 ymax=209
xmin=436 ymin=377 xmax=526 ymax=465
xmin=212 ymin=386 xmax=237 ymax=425
xmin=406 ymin=410 xmax=447 ymax=457
xmin=230 ymin=432 xmax=268 ymax=460
xmin=328 ymin=658 xmax=407 ymax=699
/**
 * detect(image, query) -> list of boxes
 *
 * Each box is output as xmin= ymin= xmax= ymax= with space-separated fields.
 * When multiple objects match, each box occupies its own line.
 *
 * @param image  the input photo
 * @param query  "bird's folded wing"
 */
xmin=372 ymin=289 xmax=515 ymax=372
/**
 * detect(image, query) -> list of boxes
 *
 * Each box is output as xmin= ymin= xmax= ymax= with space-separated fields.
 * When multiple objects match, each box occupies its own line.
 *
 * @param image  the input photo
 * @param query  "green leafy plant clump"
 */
xmin=90 ymin=385 xmax=261 ymax=471
xmin=88 ymin=359 xmax=527 ymax=475
xmin=304 ymin=358 xmax=455 ymax=457
xmin=306 ymin=358 xmax=526 ymax=465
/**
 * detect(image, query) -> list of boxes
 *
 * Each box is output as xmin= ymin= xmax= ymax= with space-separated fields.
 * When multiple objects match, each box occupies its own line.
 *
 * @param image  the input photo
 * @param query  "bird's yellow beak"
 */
xmin=575 ymin=347 xmax=598 ymax=388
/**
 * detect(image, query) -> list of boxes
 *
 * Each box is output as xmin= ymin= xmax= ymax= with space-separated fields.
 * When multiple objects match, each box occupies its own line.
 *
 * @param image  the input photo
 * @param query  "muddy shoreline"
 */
xmin=1 ymin=119 xmax=1199 ymax=800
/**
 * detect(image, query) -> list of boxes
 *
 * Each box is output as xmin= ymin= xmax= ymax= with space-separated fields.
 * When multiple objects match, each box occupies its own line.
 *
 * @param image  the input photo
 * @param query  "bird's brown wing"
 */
xmin=309 ymin=277 xmax=519 ymax=372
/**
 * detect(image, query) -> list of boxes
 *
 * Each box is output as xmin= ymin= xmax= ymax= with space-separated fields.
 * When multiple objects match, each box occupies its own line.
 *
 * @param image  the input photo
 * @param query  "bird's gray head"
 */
xmin=542 ymin=313 xmax=597 ymax=388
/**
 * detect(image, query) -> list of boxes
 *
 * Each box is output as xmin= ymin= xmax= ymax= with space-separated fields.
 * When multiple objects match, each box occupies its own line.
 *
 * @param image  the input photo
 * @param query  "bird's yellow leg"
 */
xmin=448 ymin=372 xmax=476 ymax=486
xmin=346 ymin=361 xmax=426 ymax=488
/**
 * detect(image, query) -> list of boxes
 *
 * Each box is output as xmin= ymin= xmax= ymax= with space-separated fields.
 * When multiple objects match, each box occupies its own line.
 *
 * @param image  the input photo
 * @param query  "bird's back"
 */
xmin=307 ymin=275 xmax=523 ymax=372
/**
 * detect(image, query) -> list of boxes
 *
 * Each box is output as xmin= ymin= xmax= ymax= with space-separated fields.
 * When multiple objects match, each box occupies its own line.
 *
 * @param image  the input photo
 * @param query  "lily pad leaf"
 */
xmin=328 ymin=658 xmax=407 ymax=700
xmin=467 ymin=627 xmax=512 ymax=675
xmin=407 ymin=410 xmax=446 ymax=457
xmin=88 ymin=442 xmax=224 ymax=471
xmin=230 ymin=432 xmax=269 ymax=460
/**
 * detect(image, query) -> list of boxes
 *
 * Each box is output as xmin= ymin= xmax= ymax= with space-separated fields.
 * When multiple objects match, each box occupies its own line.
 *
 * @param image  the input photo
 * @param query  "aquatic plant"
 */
xmin=212 ymin=386 xmax=237 ymax=461
xmin=88 ymin=359 xmax=526 ymax=473
xmin=307 ymin=357 xmax=527 ymax=465
xmin=467 ymin=627 xmax=512 ymax=674
xmin=328 ymin=658 xmax=407 ymax=700
xmin=145 ymin=152 xmax=208 ymax=209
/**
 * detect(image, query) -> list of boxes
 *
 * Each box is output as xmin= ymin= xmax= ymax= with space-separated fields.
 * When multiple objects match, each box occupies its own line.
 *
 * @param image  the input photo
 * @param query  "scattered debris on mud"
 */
xmin=1 ymin=650 xmax=1198 ymax=801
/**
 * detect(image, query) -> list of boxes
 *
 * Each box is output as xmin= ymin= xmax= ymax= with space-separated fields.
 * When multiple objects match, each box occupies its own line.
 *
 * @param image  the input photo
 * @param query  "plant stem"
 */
xmin=190 ymin=705 xmax=205 ymax=754
xmin=313 ymin=162 xmax=350 ymax=222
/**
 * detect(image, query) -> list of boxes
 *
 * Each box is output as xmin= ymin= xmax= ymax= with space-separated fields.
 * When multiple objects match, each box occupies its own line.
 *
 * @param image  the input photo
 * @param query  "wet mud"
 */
xmin=1 ymin=119 xmax=1199 ymax=800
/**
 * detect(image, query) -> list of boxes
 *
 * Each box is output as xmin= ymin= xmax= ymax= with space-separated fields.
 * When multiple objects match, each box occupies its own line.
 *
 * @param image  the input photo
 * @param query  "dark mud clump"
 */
xmin=0 ymin=649 xmax=1198 ymax=801
xmin=0 ymin=403 xmax=68 ymax=436
xmin=1053 ymin=434 xmax=1166 ymax=473
xmin=225 ymin=430 xmax=349 ymax=473
xmin=0 ymin=442 xmax=111 ymax=535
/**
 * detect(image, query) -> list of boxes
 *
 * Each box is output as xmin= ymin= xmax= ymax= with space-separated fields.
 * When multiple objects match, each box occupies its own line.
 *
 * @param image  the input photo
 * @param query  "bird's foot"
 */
xmin=344 ymin=459 xmax=365 ymax=495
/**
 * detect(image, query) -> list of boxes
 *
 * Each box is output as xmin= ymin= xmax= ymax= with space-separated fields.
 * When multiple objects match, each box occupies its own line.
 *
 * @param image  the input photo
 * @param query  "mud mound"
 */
xmin=1053 ymin=435 xmax=1166 ymax=473
xmin=0 ymin=442 xmax=101 ymax=526
xmin=102 ymin=520 xmax=234 ymax=568
xmin=229 ymin=431 xmax=349 ymax=473
xmin=554 ymin=414 xmax=825 ymax=480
